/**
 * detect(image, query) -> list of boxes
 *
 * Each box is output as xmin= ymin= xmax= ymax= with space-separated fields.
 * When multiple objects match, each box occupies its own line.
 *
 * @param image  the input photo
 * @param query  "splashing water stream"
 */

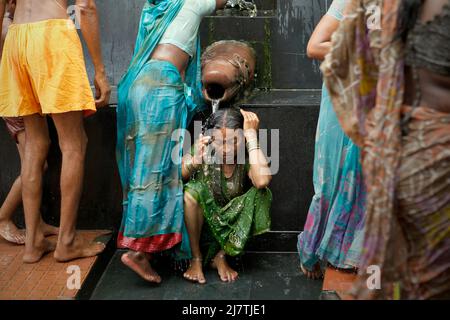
xmin=212 ymin=99 xmax=221 ymax=114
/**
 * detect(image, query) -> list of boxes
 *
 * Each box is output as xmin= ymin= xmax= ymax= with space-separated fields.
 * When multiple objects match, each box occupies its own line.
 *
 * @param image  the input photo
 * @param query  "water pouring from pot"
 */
xmin=201 ymin=40 xmax=256 ymax=114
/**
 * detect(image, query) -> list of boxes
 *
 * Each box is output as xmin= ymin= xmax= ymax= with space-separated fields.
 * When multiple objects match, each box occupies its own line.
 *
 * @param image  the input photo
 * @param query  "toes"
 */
xmin=92 ymin=242 xmax=106 ymax=254
xmin=145 ymin=273 xmax=161 ymax=283
xmin=14 ymin=235 xmax=24 ymax=245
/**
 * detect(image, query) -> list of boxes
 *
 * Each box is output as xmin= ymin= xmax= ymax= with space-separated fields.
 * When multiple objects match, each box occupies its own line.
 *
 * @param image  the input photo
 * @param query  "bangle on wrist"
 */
xmin=246 ymin=139 xmax=259 ymax=152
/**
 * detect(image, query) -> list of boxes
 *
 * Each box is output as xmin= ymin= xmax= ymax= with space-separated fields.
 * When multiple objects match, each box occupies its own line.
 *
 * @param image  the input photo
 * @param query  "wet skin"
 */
xmin=182 ymin=110 xmax=272 ymax=284
xmin=0 ymin=2 xmax=59 ymax=245
xmin=0 ymin=0 xmax=110 ymax=262
xmin=121 ymin=0 xmax=228 ymax=284
xmin=403 ymin=0 xmax=450 ymax=113
xmin=150 ymin=0 xmax=228 ymax=79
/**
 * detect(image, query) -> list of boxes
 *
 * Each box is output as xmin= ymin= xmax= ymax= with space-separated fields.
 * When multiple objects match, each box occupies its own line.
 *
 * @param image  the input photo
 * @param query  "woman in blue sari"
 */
xmin=297 ymin=0 xmax=366 ymax=298
xmin=116 ymin=0 xmax=227 ymax=283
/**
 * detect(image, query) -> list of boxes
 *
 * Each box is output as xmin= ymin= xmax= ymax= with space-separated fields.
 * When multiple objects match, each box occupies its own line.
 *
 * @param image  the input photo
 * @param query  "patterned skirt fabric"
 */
xmin=395 ymin=106 xmax=450 ymax=299
xmin=297 ymin=86 xmax=366 ymax=271
xmin=185 ymin=179 xmax=272 ymax=264
xmin=116 ymin=60 xmax=192 ymax=259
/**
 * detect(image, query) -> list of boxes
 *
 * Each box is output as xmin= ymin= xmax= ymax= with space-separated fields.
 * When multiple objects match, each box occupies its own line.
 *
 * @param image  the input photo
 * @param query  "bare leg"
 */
xmin=51 ymin=112 xmax=104 ymax=262
xmin=121 ymin=251 xmax=162 ymax=283
xmin=0 ymin=132 xmax=26 ymax=244
xmin=211 ymin=250 xmax=239 ymax=282
xmin=0 ymin=131 xmax=58 ymax=244
xmin=21 ymin=115 xmax=56 ymax=263
xmin=183 ymin=192 xmax=206 ymax=284
xmin=0 ymin=176 xmax=25 ymax=244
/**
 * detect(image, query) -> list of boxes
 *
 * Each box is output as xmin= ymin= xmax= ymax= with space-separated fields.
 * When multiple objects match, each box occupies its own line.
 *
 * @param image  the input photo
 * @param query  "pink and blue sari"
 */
xmin=297 ymin=0 xmax=366 ymax=271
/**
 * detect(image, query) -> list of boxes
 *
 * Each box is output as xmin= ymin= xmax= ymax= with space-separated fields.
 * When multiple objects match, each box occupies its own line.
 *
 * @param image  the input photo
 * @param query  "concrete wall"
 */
xmin=80 ymin=0 xmax=331 ymax=90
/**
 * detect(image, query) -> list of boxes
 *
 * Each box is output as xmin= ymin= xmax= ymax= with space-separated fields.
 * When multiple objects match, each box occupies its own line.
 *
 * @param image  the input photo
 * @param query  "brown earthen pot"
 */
xmin=201 ymin=40 xmax=256 ymax=103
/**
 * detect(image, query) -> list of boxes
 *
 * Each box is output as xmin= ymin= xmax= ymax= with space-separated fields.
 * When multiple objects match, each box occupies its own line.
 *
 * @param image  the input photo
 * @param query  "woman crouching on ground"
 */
xmin=181 ymin=108 xmax=273 ymax=284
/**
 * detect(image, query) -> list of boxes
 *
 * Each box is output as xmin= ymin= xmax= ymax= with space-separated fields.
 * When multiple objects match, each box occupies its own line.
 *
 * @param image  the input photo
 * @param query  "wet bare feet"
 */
xmin=121 ymin=251 xmax=162 ymax=284
xmin=23 ymin=236 xmax=57 ymax=263
xmin=183 ymin=258 xmax=206 ymax=284
xmin=0 ymin=219 xmax=25 ymax=245
xmin=301 ymin=263 xmax=323 ymax=280
xmin=54 ymin=235 xmax=105 ymax=262
xmin=211 ymin=253 xmax=238 ymax=283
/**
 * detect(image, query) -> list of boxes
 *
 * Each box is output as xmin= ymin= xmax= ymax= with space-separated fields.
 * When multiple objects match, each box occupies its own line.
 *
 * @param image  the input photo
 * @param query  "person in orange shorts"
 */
xmin=0 ymin=0 xmax=111 ymax=263
xmin=0 ymin=0 xmax=59 ymax=245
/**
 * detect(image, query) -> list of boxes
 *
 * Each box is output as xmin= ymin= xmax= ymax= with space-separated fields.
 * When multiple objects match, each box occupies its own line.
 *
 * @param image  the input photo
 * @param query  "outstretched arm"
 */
xmin=306 ymin=14 xmax=341 ymax=61
xmin=307 ymin=0 xmax=351 ymax=61
xmin=75 ymin=0 xmax=111 ymax=107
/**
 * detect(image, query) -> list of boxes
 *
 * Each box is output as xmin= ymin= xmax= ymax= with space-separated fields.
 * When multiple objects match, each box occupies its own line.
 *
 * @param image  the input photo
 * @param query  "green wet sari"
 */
xmin=185 ymin=162 xmax=272 ymax=263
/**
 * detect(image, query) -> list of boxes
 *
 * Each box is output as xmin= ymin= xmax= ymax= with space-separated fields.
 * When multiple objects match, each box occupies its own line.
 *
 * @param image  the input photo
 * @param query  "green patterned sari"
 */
xmin=184 ymin=162 xmax=272 ymax=263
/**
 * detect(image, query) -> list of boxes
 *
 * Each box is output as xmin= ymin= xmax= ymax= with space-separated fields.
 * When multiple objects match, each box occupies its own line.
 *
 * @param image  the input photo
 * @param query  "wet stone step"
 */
xmin=88 ymin=251 xmax=322 ymax=300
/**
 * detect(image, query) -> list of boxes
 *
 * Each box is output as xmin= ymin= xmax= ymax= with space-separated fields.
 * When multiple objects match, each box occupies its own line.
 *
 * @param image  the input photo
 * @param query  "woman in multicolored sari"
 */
xmin=322 ymin=0 xmax=450 ymax=299
xmin=297 ymin=0 xmax=366 ymax=296
xmin=116 ymin=0 xmax=227 ymax=283
xmin=181 ymin=108 xmax=272 ymax=284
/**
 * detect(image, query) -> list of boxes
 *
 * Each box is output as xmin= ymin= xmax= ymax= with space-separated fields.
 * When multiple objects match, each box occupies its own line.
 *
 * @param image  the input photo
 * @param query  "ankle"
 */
xmin=58 ymin=233 xmax=76 ymax=247
xmin=26 ymin=231 xmax=46 ymax=246
xmin=191 ymin=256 xmax=203 ymax=262
xmin=214 ymin=253 xmax=226 ymax=260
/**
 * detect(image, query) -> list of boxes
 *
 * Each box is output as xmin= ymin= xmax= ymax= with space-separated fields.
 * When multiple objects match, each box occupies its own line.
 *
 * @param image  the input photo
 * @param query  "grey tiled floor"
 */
xmin=90 ymin=251 xmax=322 ymax=300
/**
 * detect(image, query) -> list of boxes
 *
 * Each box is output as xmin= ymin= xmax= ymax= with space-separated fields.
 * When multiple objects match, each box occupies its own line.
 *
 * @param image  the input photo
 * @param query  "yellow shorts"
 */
xmin=0 ymin=19 xmax=96 ymax=117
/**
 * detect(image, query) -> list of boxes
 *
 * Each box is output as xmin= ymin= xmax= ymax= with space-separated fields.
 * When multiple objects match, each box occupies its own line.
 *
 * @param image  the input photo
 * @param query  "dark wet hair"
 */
xmin=396 ymin=0 xmax=424 ymax=43
xmin=204 ymin=107 xmax=244 ymax=130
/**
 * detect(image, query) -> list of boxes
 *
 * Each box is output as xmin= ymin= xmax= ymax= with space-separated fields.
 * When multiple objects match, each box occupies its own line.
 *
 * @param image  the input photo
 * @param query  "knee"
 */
xmin=184 ymin=192 xmax=199 ymax=209
xmin=59 ymin=131 xmax=88 ymax=157
xmin=26 ymin=137 xmax=51 ymax=159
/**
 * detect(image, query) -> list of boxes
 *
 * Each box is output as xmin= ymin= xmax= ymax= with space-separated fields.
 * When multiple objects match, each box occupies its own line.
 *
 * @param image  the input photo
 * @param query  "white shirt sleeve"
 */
xmin=198 ymin=0 xmax=217 ymax=17
xmin=326 ymin=0 xmax=349 ymax=21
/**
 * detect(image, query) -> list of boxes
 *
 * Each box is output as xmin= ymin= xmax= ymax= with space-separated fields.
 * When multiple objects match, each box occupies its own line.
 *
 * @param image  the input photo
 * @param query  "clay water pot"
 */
xmin=201 ymin=40 xmax=256 ymax=103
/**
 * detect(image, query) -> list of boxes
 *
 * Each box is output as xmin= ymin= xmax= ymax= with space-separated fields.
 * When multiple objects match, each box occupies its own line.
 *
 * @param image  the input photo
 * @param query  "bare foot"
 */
xmin=54 ymin=235 xmax=105 ymax=262
xmin=211 ymin=253 xmax=238 ymax=283
xmin=0 ymin=219 xmax=25 ymax=245
xmin=41 ymin=221 xmax=59 ymax=237
xmin=183 ymin=258 xmax=206 ymax=284
xmin=301 ymin=263 xmax=323 ymax=280
xmin=121 ymin=251 xmax=162 ymax=284
xmin=23 ymin=237 xmax=57 ymax=263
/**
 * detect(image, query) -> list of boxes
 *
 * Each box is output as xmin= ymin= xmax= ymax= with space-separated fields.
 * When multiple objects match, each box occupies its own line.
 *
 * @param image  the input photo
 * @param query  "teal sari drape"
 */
xmin=116 ymin=0 xmax=206 ymax=260
xmin=118 ymin=0 xmax=204 ymax=118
